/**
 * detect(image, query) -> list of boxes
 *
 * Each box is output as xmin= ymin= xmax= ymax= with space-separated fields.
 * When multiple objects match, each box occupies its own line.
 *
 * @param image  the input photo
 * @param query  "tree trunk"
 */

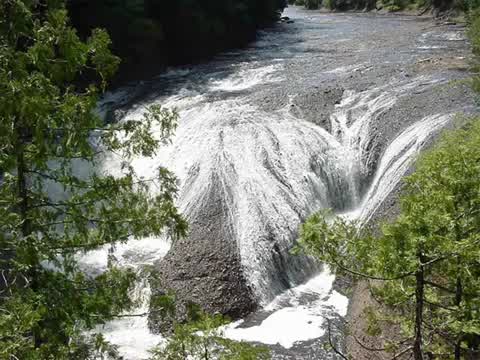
xmin=454 ymin=265 xmax=463 ymax=359
xmin=454 ymin=206 xmax=463 ymax=360
xmin=17 ymin=139 xmax=29 ymax=237
xmin=182 ymin=342 xmax=187 ymax=360
xmin=15 ymin=122 xmax=40 ymax=347
xmin=455 ymin=259 xmax=463 ymax=360
xmin=413 ymin=252 xmax=425 ymax=360
xmin=204 ymin=342 xmax=209 ymax=360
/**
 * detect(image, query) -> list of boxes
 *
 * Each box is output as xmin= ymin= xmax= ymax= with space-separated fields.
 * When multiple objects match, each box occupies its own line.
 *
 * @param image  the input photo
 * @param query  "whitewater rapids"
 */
xmin=81 ymin=7 xmax=474 ymax=359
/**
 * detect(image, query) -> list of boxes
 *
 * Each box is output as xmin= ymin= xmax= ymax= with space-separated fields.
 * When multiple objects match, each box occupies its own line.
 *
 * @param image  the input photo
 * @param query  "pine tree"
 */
xmin=0 ymin=1 xmax=187 ymax=358
xmin=149 ymin=298 xmax=271 ymax=360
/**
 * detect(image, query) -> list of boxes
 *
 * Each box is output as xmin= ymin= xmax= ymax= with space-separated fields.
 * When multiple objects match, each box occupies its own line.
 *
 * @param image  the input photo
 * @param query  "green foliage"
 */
xmin=148 ymin=291 xmax=271 ymax=360
xmin=297 ymin=0 xmax=479 ymax=12
xmin=462 ymin=0 xmax=480 ymax=11
xmin=303 ymin=0 xmax=322 ymax=9
xmin=67 ymin=0 xmax=286 ymax=81
xmin=0 ymin=0 xmax=187 ymax=358
xmin=296 ymin=120 xmax=480 ymax=358
xmin=149 ymin=309 xmax=271 ymax=360
xmin=323 ymin=0 xmax=336 ymax=9
xmin=381 ymin=0 xmax=404 ymax=11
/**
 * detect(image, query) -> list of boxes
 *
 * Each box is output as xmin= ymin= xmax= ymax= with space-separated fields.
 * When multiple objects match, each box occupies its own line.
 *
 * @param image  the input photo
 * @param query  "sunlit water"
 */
xmin=76 ymin=7 xmax=472 ymax=359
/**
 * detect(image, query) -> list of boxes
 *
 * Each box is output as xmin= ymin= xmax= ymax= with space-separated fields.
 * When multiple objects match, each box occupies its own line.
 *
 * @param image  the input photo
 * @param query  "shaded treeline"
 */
xmin=291 ymin=0 xmax=479 ymax=13
xmin=68 ymin=0 xmax=286 ymax=83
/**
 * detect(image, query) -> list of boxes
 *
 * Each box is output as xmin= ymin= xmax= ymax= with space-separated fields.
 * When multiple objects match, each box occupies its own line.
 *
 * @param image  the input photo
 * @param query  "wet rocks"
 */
xmin=280 ymin=16 xmax=295 ymax=24
xmin=138 ymin=9 xmax=475 ymax=346
xmin=288 ymin=86 xmax=344 ymax=133
xmin=104 ymin=108 xmax=127 ymax=124
xmin=148 ymin=172 xmax=257 ymax=333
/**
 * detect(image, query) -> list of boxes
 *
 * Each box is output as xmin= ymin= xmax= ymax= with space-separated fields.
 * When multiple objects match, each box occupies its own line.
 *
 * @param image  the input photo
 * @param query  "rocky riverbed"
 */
xmin=91 ymin=7 xmax=475 ymax=359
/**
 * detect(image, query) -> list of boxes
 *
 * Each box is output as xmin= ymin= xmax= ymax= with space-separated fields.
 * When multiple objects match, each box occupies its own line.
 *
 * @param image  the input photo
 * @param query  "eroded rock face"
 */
xmin=148 ymin=172 xmax=256 ymax=333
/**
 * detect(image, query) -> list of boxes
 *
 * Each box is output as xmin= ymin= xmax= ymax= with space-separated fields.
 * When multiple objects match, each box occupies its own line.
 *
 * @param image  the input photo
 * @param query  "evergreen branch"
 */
xmin=29 ymin=199 xmax=98 ymax=209
xmin=25 ymin=170 xmax=89 ymax=189
xmin=424 ymin=279 xmax=478 ymax=298
xmin=45 ymin=233 xmax=136 ymax=251
xmin=423 ymin=299 xmax=457 ymax=312
xmin=24 ymin=148 xmax=103 ymax=159
xmin=329 ymin=257 xmax=416 ymax=281
xmin=390 ymin=346 xmax=414 ymax=360
xmin=25 ymin=169 xmax=160 ymax=189
xmin=424 ymin=280 xmax=455 ymax=294
xmin=350 ymin=322 xmax=413 ymax=353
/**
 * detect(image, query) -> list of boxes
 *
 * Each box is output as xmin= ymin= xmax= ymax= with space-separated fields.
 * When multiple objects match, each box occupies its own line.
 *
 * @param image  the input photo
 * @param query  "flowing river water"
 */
xmin=80 ymin=6 xmax=475 ymax=359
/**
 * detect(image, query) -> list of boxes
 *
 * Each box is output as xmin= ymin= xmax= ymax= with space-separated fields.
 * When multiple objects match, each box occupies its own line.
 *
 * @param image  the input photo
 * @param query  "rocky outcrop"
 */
xmin=148 ymin=172 xmax=256 ymax=333
xmin=289 ymin=85 xmax=345 ymax=133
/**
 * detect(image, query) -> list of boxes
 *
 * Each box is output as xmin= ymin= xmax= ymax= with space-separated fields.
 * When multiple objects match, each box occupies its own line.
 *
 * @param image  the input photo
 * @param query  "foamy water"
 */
xmin=210 ymin=64 xmax=283 ymax=91
xmin=86 ymin=72 xmax=452 ymax=359
xmin=74 ymin=8 xmax=470 ymax=359
xmin=224 ymin=270 xmax=348 ymax=348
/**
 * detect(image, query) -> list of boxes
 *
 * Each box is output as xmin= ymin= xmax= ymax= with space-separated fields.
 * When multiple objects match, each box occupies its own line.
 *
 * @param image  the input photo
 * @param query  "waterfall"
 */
xmin=89 ymin=72 xmax=452 ymax=356
xmin=123 ymin=74 xmax=447 ymax=302
xmin=350 ymin=113 xmax=451 ymax=224
xmin=223 ymin=269 xmax=348 ymax=348
xmin=79 ymin=238 xmax=171 ymax=358
xmin=79 ymin=7 xmax=472 ymax=357
xmin=95 ymin=277 xmax=163 ymax=359
xmin=213 ymin=76 xmax=452 ymax=348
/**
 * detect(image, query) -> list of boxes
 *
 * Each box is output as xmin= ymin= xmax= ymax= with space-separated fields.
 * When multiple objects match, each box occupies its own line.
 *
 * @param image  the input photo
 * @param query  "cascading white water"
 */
xmin=80 ymin=8 xmax=472 ymax=358
xmin=223 ymin=269 xmax=348 ymax=348
xmin=76 ymin=237 xmax=171 ymax=358
xmin=137 ymin=73 xmax=448 ymax=302
xmin=95 ymin=277 xmax=163 ymax=359
xmin=88 ymin=70 xmax=452 ymax=357
xmin=349 ymin=113 xmax=451 ymax=224
xmin=210 ymin=75 xmax=452 ymax=348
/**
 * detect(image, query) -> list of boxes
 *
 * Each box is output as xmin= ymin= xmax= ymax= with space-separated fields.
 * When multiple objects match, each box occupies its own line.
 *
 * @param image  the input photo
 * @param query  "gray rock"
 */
xmin=289 ymin=86 xmax=344 ymax=133
xmin=148 ymin=172 xmax=256 ymax=333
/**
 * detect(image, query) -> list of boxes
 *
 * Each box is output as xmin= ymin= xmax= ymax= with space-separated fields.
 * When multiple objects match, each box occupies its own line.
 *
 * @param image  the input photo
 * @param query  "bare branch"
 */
xmin=326 ymin=318 xmax=349 ymax=360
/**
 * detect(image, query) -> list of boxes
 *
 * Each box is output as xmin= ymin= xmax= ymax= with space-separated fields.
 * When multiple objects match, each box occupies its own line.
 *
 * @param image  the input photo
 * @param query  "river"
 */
xmin=82 ymin=6 xmax=474 ymax=359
